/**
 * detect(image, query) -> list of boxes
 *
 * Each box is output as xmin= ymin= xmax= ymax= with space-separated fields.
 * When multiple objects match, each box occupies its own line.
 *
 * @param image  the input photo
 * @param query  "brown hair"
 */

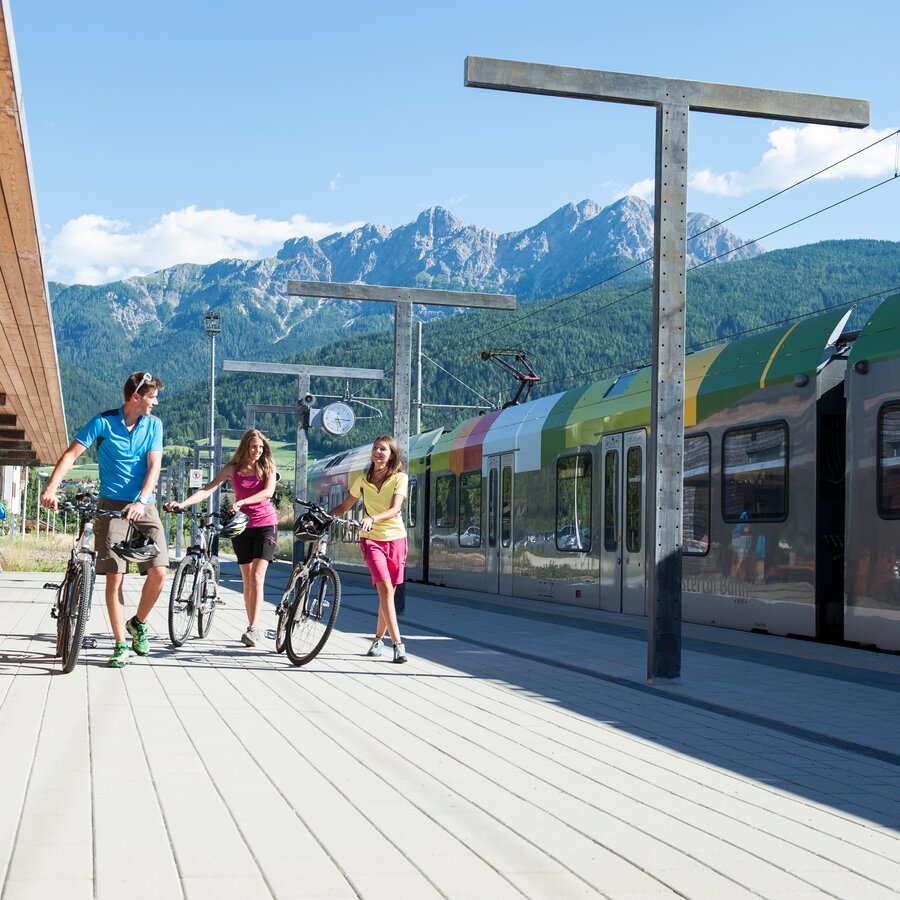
xmin=123 ymin=371 xmax=165 ymax=402
xmin=365 ymin=434 xmax=404 ymax=483
xmin=228 ymin=429 xmax=276 ymax=480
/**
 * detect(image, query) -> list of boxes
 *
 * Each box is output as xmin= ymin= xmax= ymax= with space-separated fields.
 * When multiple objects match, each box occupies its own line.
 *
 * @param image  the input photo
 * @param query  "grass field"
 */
xmin=57 ymin=440 xmax=302 ymax=484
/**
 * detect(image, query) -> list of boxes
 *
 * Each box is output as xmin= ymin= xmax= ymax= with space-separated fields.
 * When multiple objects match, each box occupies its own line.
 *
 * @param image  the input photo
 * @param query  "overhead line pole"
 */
xmin=464 ymin=55 xmax=869 ymax=682
xmin=287 ymin=281 xmax=516 ymax=465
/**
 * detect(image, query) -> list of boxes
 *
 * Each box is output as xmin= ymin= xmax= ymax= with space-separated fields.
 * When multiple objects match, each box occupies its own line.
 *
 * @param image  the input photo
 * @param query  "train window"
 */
xmin=434 ymin=473 xmax=457 ymax=527
xmin=683 ymin=434 xmax=710 ymax=555
xmin=723 ymin=423 xmax=787 ymax=521
xmin=878 ymin=404 xmax=900 ymax=517
xmin=626 ymin=446 xmax=642 ymax=553
xmin=557 ymin=454 xmax=591 ymax=552
xmin=407 ymin=479 xmax=417 ymax=528
xmin=488 ymin=468 xmax=497 ymax=547
xmin=501 ymin=466 xmax=512 ymax=548
xmin=604 ymin=449 xmax=619 ymax=551
xmin=458 ymin=472 xmax=482 ymax=547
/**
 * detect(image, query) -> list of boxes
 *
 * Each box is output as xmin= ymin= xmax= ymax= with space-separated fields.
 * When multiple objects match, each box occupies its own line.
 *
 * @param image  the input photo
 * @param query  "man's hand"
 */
xmin=40 ymin=488 xmax=59 ymax=510
xmin=123 ymin=500 xmax=145 ymax=521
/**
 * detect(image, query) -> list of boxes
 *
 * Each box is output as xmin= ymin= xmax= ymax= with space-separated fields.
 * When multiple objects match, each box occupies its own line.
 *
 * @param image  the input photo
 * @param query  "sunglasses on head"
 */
xmin=138 ymin=372 xmax=153 ymax=388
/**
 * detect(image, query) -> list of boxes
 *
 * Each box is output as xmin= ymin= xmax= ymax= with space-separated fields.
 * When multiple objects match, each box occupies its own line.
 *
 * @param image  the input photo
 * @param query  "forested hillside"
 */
xmin=147 ymin=239 xmax=900 ymax=454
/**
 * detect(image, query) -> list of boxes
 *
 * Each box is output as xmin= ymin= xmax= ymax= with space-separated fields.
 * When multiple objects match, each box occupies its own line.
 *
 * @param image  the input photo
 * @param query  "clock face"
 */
xmin=321 ymin=402 xmax=355 ymax=436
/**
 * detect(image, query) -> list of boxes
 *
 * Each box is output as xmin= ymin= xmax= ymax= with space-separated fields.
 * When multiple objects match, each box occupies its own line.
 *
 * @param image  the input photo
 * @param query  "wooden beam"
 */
xmin=288 ymin=280 xmax=516 ymax=310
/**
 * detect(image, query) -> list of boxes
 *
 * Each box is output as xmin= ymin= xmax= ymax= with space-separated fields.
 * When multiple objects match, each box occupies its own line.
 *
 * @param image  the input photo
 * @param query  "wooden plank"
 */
xmin=288 ymin=279 xmax=516 ymax=310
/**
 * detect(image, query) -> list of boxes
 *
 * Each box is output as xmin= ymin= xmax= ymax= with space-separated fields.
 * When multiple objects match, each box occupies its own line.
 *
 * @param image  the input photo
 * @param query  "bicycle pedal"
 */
xmin=50 ymin=607 xmax=59 ymax=619
xmin=81 ymin=637 xmax=98 ymax=649
xmin=264 ymin=629 xmax=277 ymax=640
xmin=215 ymin=599 xmax=225 ymax=605
xmin=43 ymin=582 xmax=61 ymax=590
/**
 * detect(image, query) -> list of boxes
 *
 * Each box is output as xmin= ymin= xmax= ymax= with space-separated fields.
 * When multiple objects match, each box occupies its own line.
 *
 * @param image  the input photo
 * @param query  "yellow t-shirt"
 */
xmin=350 ymin=471 xmax=408 ymax=541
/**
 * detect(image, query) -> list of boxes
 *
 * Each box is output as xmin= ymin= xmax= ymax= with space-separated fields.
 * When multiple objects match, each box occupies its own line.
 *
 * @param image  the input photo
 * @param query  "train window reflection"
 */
xmin=407 ymin=479 xmax=417 ymax=528
xmin=458 ymin=472 xmax=482 ymax=547
xmin=557 ymin=454 xmax=591 ymax=552
xmin=683 ymin=434 xmax=710 ymax=555
xmin=723 ymin=423 xmax=787 ymax=521
xmin=878 ymin=404 xmax=900 ymax=517
xmin=626 ymin=446 xmax=642 ymax=553
xmin=604 ymin=450 xmax=619 ymax=551
xmin=501 ymin=467 xmax=512 ymax=548
xmin=488 ymin=468 xmax=497 ymax=547
xmin=434 ymin=474 xmax=457 ymax=527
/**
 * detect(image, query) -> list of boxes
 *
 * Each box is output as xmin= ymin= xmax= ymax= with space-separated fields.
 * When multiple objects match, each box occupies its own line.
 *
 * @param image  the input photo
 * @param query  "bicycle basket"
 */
xmin=109 ymin=522 xmax=159 ymax=562
xmin=293 ymin=510 xmax=330 ymax=540
xmin=219 ymin=510 xmax=249 ymax=538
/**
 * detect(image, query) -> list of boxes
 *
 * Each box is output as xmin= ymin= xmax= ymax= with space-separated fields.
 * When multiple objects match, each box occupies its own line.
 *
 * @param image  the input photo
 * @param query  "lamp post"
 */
xmin=203 ymin=311 xmax=222 ymax=473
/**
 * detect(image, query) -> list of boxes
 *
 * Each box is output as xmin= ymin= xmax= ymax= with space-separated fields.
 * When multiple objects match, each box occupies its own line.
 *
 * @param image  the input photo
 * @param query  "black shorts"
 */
xmin=230 ymin=524 xmax=277 ymax=564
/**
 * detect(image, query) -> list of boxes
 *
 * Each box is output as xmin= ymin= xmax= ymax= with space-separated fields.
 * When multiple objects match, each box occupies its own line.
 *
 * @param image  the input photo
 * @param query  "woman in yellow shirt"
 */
xmin=331 ymin=435 xmax=409 ymax=663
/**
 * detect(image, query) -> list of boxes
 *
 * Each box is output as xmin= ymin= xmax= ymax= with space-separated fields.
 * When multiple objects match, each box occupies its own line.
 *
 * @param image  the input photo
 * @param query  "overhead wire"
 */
xmin=432 ymin=128 xmax=900 ymax=363
xmin=349 ymin=128 xmax=900 ymax=408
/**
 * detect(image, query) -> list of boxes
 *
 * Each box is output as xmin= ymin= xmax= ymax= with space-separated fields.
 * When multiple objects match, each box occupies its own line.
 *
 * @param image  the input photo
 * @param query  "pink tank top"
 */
xmin=232 ymin=471 xmax=278 ymax=528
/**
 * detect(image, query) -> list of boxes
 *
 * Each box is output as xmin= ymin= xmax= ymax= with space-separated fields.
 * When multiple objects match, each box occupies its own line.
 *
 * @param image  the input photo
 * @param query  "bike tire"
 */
xmin=61 ymin=560 xmax=93 ymax=674
xmin=275 ymin=572 xmax=301 ymax=654
xmin=275 ymin=602 xmax=289 ymax=653
xmin=197 ymin=568 xmax=216 ymax=638
xmin=168 ymin=555 xmax=199 ymax=646
xmin=286 ymin=566 xmax=341 ymax=666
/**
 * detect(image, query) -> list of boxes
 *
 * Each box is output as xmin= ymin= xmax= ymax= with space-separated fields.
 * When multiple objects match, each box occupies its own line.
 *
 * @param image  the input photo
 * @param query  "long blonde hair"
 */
xmin=228 ymin=429 xmax=276 ymax=480
xmin=365 ymin=435 xmax=404 ymax=483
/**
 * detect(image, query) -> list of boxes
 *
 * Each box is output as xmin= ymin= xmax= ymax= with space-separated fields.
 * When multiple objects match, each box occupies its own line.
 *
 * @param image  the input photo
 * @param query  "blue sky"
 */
xmin=11 ymin=0 xmax=900 ymax=285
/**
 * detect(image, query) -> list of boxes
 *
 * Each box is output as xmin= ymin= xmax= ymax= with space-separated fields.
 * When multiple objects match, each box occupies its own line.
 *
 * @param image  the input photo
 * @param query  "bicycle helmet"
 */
xmin=219 ymin=510 xmax=249 ymax=538
xmin=293 ymin=510 xmax=329 ymax=540
xmin=109 ymin=523 xmax=159 ymax=563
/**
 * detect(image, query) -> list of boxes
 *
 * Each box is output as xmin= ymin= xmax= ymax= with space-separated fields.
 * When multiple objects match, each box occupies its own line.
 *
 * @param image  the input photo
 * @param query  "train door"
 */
xmin=486 ymin=453 xmax=515 ymax=594
xmin=599 ymin=430 xmax=647 ymax=614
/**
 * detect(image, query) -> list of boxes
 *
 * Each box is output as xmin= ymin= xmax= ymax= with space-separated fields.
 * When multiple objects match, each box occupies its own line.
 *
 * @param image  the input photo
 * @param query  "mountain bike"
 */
xmin=274 ymin=500 xmax=358 ymax=666
xmin=44 ymin=494 xmax=124 ymax=674
xmin=167 ymin=509 xmax=223 ymax=646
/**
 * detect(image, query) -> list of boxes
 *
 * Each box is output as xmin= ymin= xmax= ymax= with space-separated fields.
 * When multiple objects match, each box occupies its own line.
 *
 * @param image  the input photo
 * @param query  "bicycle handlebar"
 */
xmin=56 ymin=495 xmax=125 ymax=519
xmin=295 ymin=499 xmax=360 ymax=534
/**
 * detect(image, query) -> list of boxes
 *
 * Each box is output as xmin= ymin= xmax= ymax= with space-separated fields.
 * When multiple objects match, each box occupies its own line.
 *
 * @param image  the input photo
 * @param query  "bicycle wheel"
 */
xmin=275 ymin=601 xmax=290 ymax=654
xmin=286 ymin=566 xmax=341 ymax=666
xmin=197 ymin=567 xmax=216 ymax=638
xmin=275 ymin=570 xmax=301 ymax=654
xmin=168 ymin=555 xmax=199 ymax=646
xmin=61 ymin=560 xmax=93 ymax=674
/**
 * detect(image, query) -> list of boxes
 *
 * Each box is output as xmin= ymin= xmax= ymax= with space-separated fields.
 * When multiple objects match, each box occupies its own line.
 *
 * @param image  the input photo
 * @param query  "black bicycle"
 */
xmin=167 ymin=510 xmax=227 ymax=646
xmin=44 ymin=494 xmax=123 ymax=674
xmin=275 ymin=500 xmax=358 ymax=666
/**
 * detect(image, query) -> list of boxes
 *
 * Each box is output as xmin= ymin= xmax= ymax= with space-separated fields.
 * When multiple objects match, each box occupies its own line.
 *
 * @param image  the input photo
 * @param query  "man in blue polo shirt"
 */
xmin=41 ymin=371 xmax=169 ymax=668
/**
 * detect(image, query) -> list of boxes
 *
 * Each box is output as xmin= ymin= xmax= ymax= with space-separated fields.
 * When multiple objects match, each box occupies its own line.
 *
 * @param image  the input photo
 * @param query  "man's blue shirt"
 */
xmin=75 ymin=408 xmax=163 ymax=501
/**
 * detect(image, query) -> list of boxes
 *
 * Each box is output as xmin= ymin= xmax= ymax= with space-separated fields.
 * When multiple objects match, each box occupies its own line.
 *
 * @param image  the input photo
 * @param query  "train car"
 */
xmin=309 ymin=294 xmax=900 ymax=653
xmin=845 ymin=292 xmax=900 ymax=650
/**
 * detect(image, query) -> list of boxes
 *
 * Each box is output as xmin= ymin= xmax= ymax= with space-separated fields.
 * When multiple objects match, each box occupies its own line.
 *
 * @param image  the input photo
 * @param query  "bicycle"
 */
xmin=44 ymin=494 xmax=125 ymax=674
xmin=274 ymin=500 xmax=358 ymax=666
xmin=167 ymin=509 xmax=230 ymax=646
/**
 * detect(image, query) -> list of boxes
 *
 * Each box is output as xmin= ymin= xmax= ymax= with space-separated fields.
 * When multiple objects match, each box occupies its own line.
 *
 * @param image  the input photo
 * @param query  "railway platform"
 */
xmin=1 ymin=560 xmax=899 ymax=899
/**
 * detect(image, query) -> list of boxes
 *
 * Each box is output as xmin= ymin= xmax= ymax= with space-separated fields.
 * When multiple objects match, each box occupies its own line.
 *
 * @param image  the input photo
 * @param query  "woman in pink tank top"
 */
xmin=166 ymin=429 xmax=278 ymax=647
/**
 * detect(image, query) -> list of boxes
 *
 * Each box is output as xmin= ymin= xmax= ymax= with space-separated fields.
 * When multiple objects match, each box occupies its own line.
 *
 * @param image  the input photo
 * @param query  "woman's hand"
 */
xmin=232 ymin=500 xmax=244 ymax=512
xmin=164 ymin=501 xmax=182 ymax=512
xmin=361 ymin=515 xmax=375 ymax=532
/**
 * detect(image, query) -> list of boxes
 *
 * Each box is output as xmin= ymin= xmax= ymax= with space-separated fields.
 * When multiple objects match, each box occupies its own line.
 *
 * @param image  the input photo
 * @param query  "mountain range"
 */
xmin=50 ymin=195 xmax=761 ymax=408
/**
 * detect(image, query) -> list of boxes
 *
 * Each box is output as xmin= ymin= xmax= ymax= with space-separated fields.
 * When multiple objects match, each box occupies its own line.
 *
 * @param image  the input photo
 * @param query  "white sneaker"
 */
xmin=241 ymin=627 xmax=262 ymax=647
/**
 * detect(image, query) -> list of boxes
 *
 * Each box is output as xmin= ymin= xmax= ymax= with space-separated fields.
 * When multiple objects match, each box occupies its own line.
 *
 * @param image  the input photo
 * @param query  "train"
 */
xmin=308 ymin=291 xmax=900 ymax=654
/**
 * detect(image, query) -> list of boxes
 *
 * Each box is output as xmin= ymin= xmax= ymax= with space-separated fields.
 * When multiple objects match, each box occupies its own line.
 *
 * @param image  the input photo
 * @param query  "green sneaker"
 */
xmin=108 ymin=642 xmax=131 ymax=668
xmin=126 ymin=616 xmax=149 ymax=656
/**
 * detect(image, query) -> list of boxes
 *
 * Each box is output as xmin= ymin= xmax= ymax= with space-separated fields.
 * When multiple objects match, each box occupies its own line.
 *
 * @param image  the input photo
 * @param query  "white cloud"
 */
xmin=47 ymin=206 xmax=364 ymax=285
xmin=330 ymin=173 xmax=342 ymax=190
xmin=619 ymin=124 xmax=898 ymax=200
